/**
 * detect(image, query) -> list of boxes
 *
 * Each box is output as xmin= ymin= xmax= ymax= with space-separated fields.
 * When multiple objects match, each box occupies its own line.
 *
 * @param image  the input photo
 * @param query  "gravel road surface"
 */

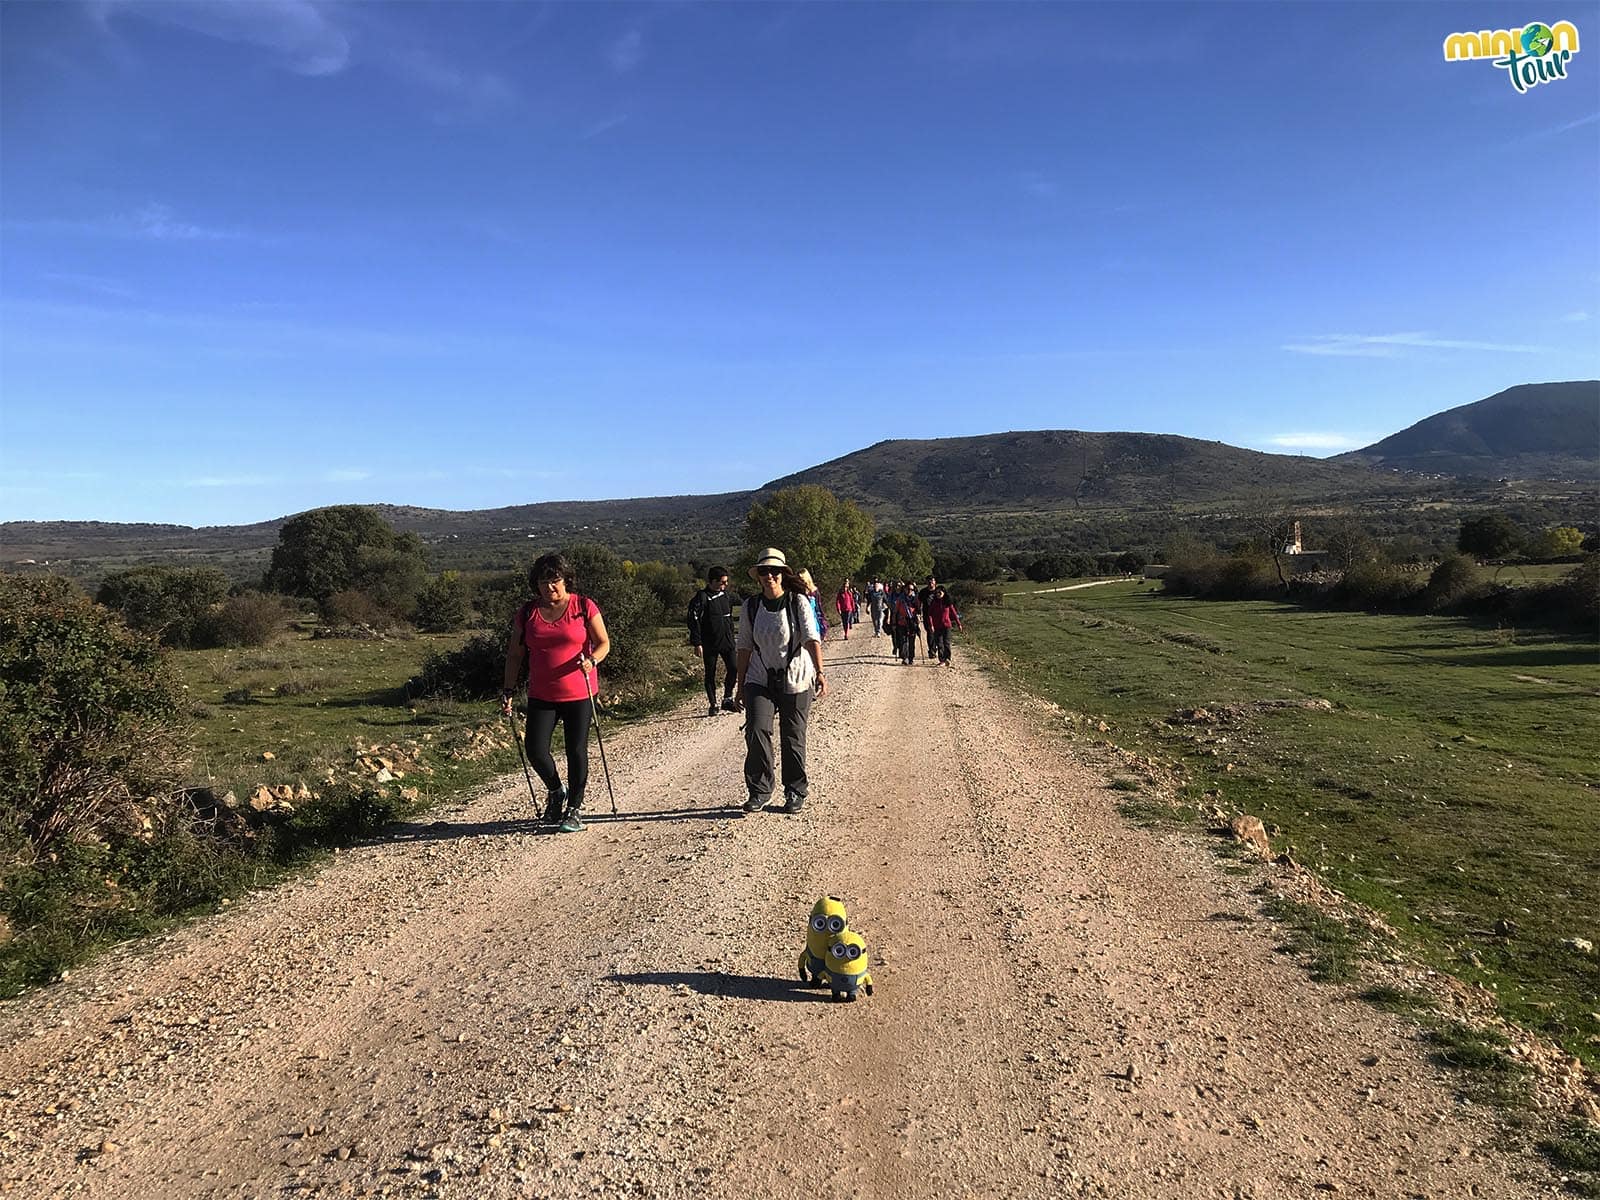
xmin=0 ymin=633 xmax=1559 ymax=1198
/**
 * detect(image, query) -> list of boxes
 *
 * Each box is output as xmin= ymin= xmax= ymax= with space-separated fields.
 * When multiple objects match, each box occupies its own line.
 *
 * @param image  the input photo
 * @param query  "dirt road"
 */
xmin=0 ymin=634 xmax=1559 ymax=1198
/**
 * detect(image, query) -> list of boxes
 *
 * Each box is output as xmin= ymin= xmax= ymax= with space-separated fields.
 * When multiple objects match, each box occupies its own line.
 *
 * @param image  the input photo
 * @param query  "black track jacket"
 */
xmin=687 ymin=587 xmax=736 ymax=651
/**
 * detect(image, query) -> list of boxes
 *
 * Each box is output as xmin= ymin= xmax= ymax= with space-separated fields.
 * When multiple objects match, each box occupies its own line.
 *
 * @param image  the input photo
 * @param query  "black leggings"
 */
xmin=525 ymin=697 xmax=591 ymax=802
xmin=703 ymin=644 xmax=736 ymax=704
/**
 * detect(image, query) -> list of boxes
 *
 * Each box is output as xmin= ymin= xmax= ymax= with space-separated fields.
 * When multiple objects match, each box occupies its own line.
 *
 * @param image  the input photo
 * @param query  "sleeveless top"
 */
xmin=517 ymin=595 xmax=600 ymax=703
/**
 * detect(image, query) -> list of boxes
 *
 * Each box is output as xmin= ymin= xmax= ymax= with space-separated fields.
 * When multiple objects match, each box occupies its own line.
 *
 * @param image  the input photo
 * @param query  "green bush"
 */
xmin=946 ymin=580 xmax=1001 ymax=611
xmin=632 ymin=561 xmax=697 ymax=625
xmin=0 ymin=576 xmax=189 ymax=862
xmin=470 ymin=571 xmax=525 ymax=631
xmin=564 ymin=542 xmax=655 ymax=683
xmin=265 ymin=505 xmax=426 ymax=603
xmin=1214 ymin=554 xmax=1273 ymax=597
xmin=407 ymin=633 xmax=506 ymax=700
xmin=1423 ymin=554 xmax=1483 ymax=611
xmin=323 ymin=588 xmax=398 ymax=629
xmin=863 ymin=530 xmax=934 ymax=585
xmin=1025 ymin=555 xmax=1070 ymax=583
xmin=96 ymin=566 xmax=230 ymax=647
xmin=1335 ymin=561 xmax=1426 ymax=609
xmin=1457 ymin=514 xmax=1522 ymax=561
xmin=414 ymin=571 xmax=470 ymax=632
xmin=198 ymin=591 xmax=287 ymax=648
xmin=1558 ymin=554 xmax=1599 ymax=625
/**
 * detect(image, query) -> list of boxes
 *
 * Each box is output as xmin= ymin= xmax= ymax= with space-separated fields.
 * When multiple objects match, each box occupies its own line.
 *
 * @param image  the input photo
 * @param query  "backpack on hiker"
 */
xmin=745 ymin=591 xmax=808 ymax=694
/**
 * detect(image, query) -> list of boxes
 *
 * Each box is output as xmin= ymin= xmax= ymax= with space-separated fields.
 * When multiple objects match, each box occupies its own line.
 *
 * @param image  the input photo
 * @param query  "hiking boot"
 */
xmin=781 ymin=793 xmax=806 ymax=815
xmin=542 ymin=787 xmax=567 ymax=825
xmin=721 ymin=695 xmax=741 ymax=713
xmin=742 ymin=795 xmax=769 ymax=814
xmin=708 ymin=702 xmax=720 ymax=718
xmin=559 ymin=803 xmax=586 ymax=833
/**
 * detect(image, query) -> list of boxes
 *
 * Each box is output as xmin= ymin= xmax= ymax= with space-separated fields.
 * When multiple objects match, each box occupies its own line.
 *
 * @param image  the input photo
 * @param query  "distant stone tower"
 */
xmin=1284 ymin=520 xmax=1304 ymax=555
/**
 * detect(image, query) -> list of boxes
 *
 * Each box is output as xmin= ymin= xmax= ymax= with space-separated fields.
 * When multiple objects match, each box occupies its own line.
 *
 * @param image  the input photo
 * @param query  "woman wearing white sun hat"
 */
xmin=735 ymin=548 xmax=825 ymax=815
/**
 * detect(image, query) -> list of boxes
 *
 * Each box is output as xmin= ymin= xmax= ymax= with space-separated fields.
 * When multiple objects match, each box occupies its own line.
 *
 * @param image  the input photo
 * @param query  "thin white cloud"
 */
xmin=1562 ymin=310 xmax=1590 ymax=322
xmin=3 ymin=298 xmax=508 ymax=358
xmin=132 ymin=202 xmax=240 ymax=241
xmin=323 ymin=468 xmax=372 ymax=483
xmin=466 ymin=466 xmax=568 ymax=481
xmin=1283 ymin=332 xmax=1545 ymax=357
xmin=607 ymin=28 xmax=644 ymax=74
xmin=1 ymin=468 xmax=108 ymax=482
xmin=579 ymin=114 xmax=630 ymax=140
xmin=1542 ymin=111 xmax=1600 ymax=137
xmin=379 ymin=42 xmax=516 ymax=113
xmin=1017 ymin=171 xmax=1058 ymax=201
xmin=10 ymin=203 xmax=246 ymax=242
xmin=184 ymin=474 xmax=279 ymax=488
xmin=94 ymin=0 xmax=350 ymax=76
xmin=1266 ymin=432 xmax=1370 ymax=451
xmin=41 ymin=272 xmax=137 ymax=299
xmin=91 ymin=1 xmax=516 ymax=112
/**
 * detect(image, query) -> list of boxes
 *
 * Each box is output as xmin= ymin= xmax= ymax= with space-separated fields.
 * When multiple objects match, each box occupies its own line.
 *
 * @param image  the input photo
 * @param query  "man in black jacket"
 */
xmin=687 ymin=566 xmax=739 ymax=717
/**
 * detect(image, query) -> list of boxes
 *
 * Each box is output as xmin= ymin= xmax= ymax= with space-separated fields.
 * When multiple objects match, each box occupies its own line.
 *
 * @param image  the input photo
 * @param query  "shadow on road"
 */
xmin=586 ymin=806 xmax=743 ymax=825
xmin=376 ymin=805 xmax=743 ymax=843
xmin=606 ymin=970 xmax=832 ymax=1003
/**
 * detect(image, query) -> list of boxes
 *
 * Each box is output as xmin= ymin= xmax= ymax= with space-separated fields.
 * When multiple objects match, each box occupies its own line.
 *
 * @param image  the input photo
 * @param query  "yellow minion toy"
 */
xmin=799 ymin=896 xmax=848 ymax=986
xmin=823 ymin=929 xmax=874 ymax=1002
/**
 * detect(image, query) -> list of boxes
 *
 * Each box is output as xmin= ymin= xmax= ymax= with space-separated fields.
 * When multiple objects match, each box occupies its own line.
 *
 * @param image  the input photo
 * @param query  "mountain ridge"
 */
xmin=4 ymin=382 xmax=1592 ymax=566
xmin=1334 ymin=381 xmax=1598 ymax=480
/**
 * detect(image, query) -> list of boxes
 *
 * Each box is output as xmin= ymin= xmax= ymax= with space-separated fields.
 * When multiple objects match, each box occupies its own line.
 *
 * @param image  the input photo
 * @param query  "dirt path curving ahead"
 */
xmin=0 ymin=633 xmax=1561 ymax=1198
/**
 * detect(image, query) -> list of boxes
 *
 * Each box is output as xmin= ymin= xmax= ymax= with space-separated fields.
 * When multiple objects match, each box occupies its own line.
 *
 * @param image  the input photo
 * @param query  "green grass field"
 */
xmin=174 ymin=627 xmax=514 ymax=807
xmin=172 ymin=622 xmax=703 ymax=803
xmin=968 ymin=581 xmax=1599 ymax=1066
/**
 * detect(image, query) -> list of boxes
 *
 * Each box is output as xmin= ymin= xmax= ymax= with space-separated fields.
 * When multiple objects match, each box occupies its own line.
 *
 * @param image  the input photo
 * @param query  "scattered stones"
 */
xmin=1227 ymin=815 xmax=1272 ymax=859
xmin=1562 ymin=937 xmax=1594 ymax=955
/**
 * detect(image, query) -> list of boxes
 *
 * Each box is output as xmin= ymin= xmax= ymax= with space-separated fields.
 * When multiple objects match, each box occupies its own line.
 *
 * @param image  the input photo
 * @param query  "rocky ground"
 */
xmin=0 ymin=633 xmax=1571 ymax=1198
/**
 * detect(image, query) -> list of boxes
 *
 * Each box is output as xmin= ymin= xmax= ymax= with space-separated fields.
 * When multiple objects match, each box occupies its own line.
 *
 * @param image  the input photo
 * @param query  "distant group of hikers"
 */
xmin=501 ymin=549 xmax=964 ymax=832
xmin=855 ymin=576 xmax=964 ymax=667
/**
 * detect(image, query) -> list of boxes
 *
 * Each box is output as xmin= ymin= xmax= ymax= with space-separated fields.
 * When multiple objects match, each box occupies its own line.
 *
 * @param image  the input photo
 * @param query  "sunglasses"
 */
xmin=756 ymin=567 xmax=783 ymax=577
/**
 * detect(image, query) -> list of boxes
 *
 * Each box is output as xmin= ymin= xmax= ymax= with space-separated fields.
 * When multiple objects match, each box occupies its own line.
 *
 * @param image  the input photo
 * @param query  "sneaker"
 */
xmin=559 ymin=805 xmax=586 ymax=833
xmin=742 ymin=795 xmax=768 ymax=814
xmin=781 ymin=793 xmax=806 ymax=815
xmin=708 ymin=702 xmax=720 ymax=718
xmin=721 ymin=696 xmax=741 ymax=712
xmin=542 ymin=787 xmax=567 ymax=825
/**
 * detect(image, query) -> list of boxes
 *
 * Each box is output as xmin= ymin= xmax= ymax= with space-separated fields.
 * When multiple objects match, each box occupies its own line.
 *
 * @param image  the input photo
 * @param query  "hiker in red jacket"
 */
xmin=835 ymin=579 xmax=859 ymax=639
xmin=925 ymin=585 xmax=964 ymax=668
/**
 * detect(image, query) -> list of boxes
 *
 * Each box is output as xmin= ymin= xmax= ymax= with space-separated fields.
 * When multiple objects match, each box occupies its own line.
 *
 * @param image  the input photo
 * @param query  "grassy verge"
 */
xmin=1 ymin=623 xmax=700 ymax=997
xmin=966 ymin=581 xmax=1600 ymax=1069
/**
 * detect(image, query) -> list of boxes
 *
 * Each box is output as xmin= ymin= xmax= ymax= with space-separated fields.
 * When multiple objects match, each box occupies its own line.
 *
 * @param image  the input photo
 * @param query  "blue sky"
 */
xmin=2 ymin=0 xmax=1597 ymax=525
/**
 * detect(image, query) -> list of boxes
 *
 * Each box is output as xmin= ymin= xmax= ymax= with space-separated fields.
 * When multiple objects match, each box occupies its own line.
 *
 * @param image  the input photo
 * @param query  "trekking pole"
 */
xmin=581 ymin=661 xmax=618 ymax=816
xmin=504 ymin=700 xmax=542 ymax=813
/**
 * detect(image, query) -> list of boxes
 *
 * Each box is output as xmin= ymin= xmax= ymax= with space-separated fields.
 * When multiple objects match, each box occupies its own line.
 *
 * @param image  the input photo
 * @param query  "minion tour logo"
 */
xmin=1443 ymin=20 xmax=1580 ymax=92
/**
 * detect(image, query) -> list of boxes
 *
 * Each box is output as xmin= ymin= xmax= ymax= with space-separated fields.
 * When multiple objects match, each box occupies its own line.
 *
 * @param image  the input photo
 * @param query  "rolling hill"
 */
xmin=4 ymin=382 xmax=1592 ymax=577
xmin=766 ymin=429 xmax=1396 ymax=516
xmin=1334 ymin=381 xmax=1599 ymax=480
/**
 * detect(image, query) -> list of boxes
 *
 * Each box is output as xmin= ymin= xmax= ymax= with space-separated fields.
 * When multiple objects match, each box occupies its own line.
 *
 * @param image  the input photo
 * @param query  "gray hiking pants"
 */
xmin=743 ymin=682 xmax=813 ymax=801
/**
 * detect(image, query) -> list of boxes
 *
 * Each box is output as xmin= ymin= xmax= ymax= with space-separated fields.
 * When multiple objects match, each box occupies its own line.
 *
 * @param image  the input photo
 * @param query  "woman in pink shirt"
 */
xmin=500 ymin=553 xmax=610 ymax=832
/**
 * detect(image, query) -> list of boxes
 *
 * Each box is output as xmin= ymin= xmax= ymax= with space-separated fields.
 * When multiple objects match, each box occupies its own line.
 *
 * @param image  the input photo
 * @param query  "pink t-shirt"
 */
xmin=517 ymin=595 xmax=600 ymax=703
